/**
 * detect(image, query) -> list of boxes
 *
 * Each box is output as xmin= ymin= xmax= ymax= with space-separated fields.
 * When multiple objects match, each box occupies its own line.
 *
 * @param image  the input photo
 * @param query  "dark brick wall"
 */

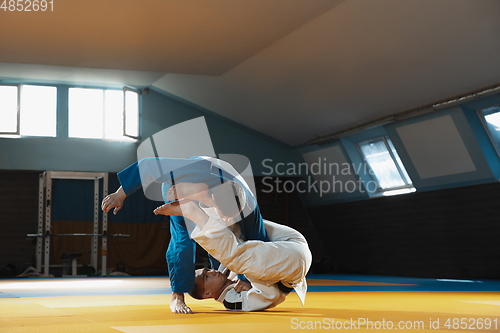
xmin=307 ymin=182 xmax=500 ymax=279
xmin=255 ymin=177 xmax=331 ymax=273
xmin=4 ymin=171 xmax=497 ymax=279
xmin=0 ymin=173 xmax=329 ymax=276
xmin=0 ymin=170 xmax=40 ymax=275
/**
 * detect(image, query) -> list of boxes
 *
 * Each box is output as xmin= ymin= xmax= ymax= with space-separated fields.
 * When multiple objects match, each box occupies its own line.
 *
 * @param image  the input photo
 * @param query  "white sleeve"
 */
xmin=221 ymin=282 xmax=285 ymax=312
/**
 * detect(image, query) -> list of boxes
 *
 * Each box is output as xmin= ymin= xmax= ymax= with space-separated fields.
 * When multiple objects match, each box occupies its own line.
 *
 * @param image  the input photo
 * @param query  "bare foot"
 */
xmin=166 ymin=183 xmax=211 ymax=202
xmin=154 ymin=200 xmax=195 ymax=217
xmin=170 ymin=292 xmax=193 ymax=314
xmin=155 ymin=200 xmax=208 ymax=229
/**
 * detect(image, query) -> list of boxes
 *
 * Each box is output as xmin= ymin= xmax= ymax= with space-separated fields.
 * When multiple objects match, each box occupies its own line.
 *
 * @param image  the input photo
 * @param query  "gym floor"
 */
xmin=1 ymin=275 xmax=499 ymax=332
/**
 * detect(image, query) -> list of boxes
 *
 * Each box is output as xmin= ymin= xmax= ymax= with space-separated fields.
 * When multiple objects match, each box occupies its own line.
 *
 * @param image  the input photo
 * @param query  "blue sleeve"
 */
xmin=117 ymin=160 xmax=143 ymax=196
xmin=117 ymin=157 xmax=210 ymax=196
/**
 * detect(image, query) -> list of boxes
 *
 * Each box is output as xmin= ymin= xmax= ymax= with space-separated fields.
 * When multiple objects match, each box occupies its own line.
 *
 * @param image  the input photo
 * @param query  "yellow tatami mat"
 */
xmin=1 ymin=276 xmax=499 ymax=332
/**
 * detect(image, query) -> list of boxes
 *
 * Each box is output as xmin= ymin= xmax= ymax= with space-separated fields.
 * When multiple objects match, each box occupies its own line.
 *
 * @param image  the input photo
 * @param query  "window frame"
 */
xmin=357 ymin=135 xmax=414 ymax=193
xmin=123 ymin=86 xmax=140 ymax=140
xmin=477 ymin=104 xmax=500 ymax=159
xmin=1 ymin=83 xmax=140 ymax=140
xmin=0 ymin=84 xmax=21 ymax=135
xmin=68 ymin=86 xmax=141 ymax=141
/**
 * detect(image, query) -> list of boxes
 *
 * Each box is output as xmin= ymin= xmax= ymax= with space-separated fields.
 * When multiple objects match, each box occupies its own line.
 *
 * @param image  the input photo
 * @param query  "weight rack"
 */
xmin=29 ymin=171 xmax=114 ymax=276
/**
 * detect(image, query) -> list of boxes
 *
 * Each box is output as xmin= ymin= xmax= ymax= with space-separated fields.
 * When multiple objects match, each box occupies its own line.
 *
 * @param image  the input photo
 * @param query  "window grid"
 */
xmin=478 ymin=105 xmax=500 ymax=160
xmin=69 ymin=87 xmax=139 ymax=141
xmin=1 ymin=84 xmax=140 ymax=141
xmin=357 ymin=136 xmax=414 ymax=193
xmin=0 ymin=85 xmax=20 ymax=135
xmin=123 ymin=87 xmax=140 ymax=139
xmin=0 ymin=84 xmax=57 ymax=137
xmin=382 ymin=136 xmax=410 ymax=186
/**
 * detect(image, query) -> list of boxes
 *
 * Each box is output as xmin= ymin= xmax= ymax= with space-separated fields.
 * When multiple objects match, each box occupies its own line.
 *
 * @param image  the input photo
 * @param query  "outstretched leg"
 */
xmin=166 ymin=214 xmax=196 ymax=314
xmin=158 ymin=184 xmax=199 ymax=315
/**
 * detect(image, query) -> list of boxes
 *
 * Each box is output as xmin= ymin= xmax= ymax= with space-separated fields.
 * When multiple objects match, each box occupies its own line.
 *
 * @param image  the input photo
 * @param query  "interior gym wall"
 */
xmin=307 ymin=181 xmax=500 ymax=279
xmin=297 ymin=93 xmax=500 ymax=279
xmin=1 ymin=81 xmax=500 ymax=278
xmin=294 ymin=93 xmax=500 ymax=207
xmin=0 ymin=83 xmax=302 ymax=274
xmin=0 ymin=85 xmax=299 ymax=175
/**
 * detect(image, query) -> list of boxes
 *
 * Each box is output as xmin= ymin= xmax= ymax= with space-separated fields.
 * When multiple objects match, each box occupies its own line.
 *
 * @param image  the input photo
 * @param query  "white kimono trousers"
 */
xmin=191 ymin=206 xmax=312 ymax=311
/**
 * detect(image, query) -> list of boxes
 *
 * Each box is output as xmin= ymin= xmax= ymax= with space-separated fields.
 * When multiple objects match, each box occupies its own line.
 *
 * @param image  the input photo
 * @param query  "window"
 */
xmin=479 ymin=105 xmax=500 ymax=158
xmin=124 ymin=87 xmax=140 ymax=138
xmin=0 ymin=85 xmax=18 ymax=134
xmin=0 ymin=85 xmax=57 ymax=137
xmin=358 ymin=136 xmax=415 ymax=195
xmin=69 ymin=87 xmax=140 ymax=140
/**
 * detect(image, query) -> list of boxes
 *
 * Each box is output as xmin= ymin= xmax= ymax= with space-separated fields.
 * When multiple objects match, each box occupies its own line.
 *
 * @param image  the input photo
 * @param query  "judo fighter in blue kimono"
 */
xmin=101 ymin=156 xmax=269 ymax=314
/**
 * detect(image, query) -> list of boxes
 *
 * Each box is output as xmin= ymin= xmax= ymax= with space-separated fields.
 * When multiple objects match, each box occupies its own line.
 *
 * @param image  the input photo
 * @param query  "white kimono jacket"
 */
xmin=191 ymin=206 xmax=312 ymax=311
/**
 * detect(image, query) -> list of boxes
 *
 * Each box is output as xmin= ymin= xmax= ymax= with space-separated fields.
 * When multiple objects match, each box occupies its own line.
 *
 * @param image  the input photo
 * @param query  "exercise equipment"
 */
xmin=61 ymin=252 xmax=82 ymax=276
xmin=27 ymin=171 xmax=129 ymax=277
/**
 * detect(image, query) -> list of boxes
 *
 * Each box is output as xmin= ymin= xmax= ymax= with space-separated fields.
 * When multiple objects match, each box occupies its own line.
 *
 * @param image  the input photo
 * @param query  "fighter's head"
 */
xmin=189 ymin=268 xmax=230 ymax=300
xmin=212 ymin=181 xmax=246 ymax=220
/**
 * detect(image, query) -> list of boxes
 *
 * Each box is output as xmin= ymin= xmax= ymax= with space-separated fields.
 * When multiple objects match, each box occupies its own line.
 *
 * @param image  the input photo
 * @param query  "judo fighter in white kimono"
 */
xmin=154 ymin=181 xmax=312 ymax=311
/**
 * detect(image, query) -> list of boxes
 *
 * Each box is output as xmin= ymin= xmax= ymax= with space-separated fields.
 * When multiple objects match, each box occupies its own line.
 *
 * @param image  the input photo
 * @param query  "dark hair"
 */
xmin=213 ymin=181 xmax=246 ymax=218
xmin=188 ymin=282 xmax=204 ymax=300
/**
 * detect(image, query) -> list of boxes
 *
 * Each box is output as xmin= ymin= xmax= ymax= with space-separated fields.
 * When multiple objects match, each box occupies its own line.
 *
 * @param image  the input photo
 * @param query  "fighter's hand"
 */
xmin=101 ymin=187 xmax=126 ymax=215
xmin=233 ymin=280 xmax=252 ymax=293
xmin=170 ymin=293 xmax=193 ymax=314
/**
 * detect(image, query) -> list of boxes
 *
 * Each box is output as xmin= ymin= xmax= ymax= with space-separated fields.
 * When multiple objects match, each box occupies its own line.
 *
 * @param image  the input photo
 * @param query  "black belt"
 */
xmin=277 ymin=281 xmax=293 ymax=294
